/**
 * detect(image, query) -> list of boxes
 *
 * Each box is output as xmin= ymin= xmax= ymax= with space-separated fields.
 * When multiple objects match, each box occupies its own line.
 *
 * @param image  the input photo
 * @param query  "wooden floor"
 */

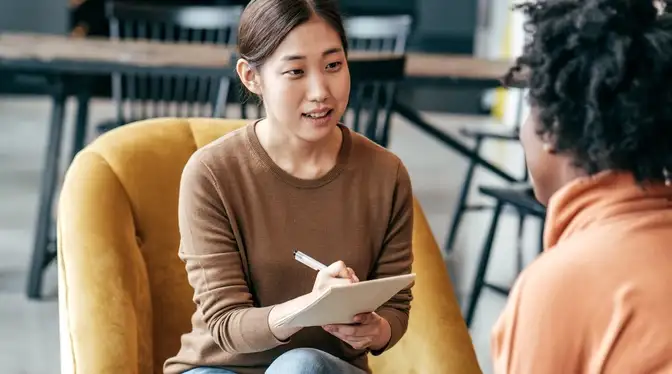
xmin=0 ymin=96 xmax=543 ymax=374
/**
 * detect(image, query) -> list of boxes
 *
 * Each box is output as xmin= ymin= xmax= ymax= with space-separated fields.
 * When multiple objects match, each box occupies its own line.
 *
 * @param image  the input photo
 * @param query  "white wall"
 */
xmin=475 ymin=0 xmax=529 ymax=128
xmin=474 ymin=0 xmax=512 ymax=58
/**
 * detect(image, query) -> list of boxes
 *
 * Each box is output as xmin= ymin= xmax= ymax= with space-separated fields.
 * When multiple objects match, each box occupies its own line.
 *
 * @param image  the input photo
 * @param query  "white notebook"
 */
xmin=276 ymin=273 xmax=416 ymax=328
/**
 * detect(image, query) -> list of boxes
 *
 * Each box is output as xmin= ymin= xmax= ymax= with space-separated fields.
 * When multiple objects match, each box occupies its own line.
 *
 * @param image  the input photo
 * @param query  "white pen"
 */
xmin=293 ymin=249 xmax=327 ymax=271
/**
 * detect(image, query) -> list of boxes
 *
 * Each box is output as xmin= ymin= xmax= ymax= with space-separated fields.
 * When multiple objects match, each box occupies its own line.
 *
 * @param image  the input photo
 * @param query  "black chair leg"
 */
xmin=515 ymin=211 xmax=526 ymax=274
xmin=378 ymin=116 xmax=391 ymax=147
xmin=27 ymin=84 xmax=67 ymax=299
xmin=444 ymin=137 xmax=483 ymax=253
xmin=539 ymin=218 xmax=546 ymax=254
xmin=465 ymin=201 xmax=504 ymax=327
xmin=239 ymin=87 xmax=249 ymax=119
xmin=364 ymin=112 xmax=379 ymax=144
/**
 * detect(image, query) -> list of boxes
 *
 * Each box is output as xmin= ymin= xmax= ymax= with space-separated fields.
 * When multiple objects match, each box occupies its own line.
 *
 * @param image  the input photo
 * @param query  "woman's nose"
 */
xmin=306 ymin=73 xmax=329 ymax=102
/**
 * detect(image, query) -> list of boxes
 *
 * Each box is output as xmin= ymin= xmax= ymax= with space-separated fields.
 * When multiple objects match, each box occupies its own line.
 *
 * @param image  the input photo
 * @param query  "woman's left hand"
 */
xmin=322 ymin=312 xmax=391 ymax=351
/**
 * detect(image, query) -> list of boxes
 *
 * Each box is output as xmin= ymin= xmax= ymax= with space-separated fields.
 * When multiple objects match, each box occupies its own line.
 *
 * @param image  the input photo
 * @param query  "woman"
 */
xmin=163 ymin=0 xmax=414 ymax=373
xmin=492 ymin=0 xmax=672 ymax=372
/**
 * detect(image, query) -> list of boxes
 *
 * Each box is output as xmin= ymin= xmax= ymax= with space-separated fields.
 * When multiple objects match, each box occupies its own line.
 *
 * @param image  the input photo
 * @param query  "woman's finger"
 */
xmin=348 ymin=338 xmax=372 ymax=350
xmin=323 ymin=260 xmax=350 ymax=278
xmin=352 ymin=313 xmax=374 ymax=324
xmin=323 ymin=327 xmax=371 ymax=347
xmin=346 ymin=267 xmax=359 ymax=283
xmin=325 ymin=323 xmax=377 ymax=338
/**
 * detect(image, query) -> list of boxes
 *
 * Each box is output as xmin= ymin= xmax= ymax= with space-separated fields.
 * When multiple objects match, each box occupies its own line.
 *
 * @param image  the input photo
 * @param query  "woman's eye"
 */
xmin=326 ymin=61 xmax=342 ymax=71
xmin=284 ymin=69 xmax=304 ymax=76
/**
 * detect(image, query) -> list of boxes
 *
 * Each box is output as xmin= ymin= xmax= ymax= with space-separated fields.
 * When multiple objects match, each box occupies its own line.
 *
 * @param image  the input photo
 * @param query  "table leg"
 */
xmin=392 ymin=100 xmax=517 ymax=183
xmin=26 ymin=84 xmax=66 ymax=300
xmin=71 ymin=90 xmax=90 ymax=161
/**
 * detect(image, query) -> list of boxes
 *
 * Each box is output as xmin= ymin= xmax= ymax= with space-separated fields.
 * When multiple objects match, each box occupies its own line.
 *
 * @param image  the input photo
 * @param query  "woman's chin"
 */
xmin=298 ymin=118 xmax=339 ymax=142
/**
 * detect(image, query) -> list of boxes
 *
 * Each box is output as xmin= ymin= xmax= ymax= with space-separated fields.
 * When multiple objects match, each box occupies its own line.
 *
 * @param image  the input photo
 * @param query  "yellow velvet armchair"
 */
xmin=57 ymin=118 xmax=481 ymax=374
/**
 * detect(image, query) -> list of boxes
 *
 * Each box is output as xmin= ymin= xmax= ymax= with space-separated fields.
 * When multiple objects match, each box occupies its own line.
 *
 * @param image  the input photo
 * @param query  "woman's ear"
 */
xmin=235 ymin=58 xmax=262 ymax=95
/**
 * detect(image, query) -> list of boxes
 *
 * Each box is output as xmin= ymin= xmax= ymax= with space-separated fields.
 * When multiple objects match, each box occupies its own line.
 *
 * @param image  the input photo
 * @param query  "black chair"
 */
xmin=101 ymin=1 xmax=243 ymax=132
xmin=445 ymin=88 xmax=528 ymax=253
xmin=464 ymin=184 xmax=546 ymax=327
xmin=344 ymin=56 xmax=407 ymax=145
xmin=25 ymin=2 xmax=243 ymax=300
xmin=344 ymin=14 xmax=413 ymax=147
xmin=344 ymin=15 xmax=413 ymax=54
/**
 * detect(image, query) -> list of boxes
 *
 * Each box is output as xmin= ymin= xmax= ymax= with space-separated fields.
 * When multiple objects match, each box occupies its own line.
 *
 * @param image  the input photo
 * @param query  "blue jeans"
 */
xmin=184 ymin=368 xmax=235 ymax=374
xmin=184 ymin=348 xmax=366 ymax=374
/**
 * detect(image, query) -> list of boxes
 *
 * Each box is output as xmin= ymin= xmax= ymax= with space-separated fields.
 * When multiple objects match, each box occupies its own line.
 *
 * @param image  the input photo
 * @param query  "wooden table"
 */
xmin=0 ymin=31 xmax=517 ymax=299
xmin=0 ymin=32 xmax=513 ymax=84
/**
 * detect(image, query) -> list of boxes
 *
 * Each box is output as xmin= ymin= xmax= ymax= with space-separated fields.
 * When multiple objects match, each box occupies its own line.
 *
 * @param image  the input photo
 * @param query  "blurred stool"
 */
xmin=444 ymin=88 xmax=529 ymax=255
xmin=444 ymin=125 xmax=524 ymax=253
xmin=464 ymin=184 xmax=546 ymax=327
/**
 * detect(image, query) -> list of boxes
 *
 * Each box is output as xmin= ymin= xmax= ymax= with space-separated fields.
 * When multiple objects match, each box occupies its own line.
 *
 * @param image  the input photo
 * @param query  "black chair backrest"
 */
xmin=105 ymin=1 xmax=243 ymax=124
xmin=343 ymin=15 xmax=413 ymax=146
xmin=346 ymin=56 xmax=406 ymax=145
xmin=344 ymin=15 xmax=413 ymax=53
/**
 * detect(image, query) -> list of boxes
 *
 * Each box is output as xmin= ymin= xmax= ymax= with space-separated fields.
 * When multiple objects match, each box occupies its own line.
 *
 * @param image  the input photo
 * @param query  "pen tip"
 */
xmin=293 ymin=249 xmax=297 ymax=255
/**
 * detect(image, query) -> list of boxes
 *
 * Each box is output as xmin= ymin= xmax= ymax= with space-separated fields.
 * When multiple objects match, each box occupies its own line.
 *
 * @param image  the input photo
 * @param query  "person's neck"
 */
xmin=552 ymin=165 xmax=589 ymax=200
xmin=255 ymin=118 xmax=342 ymax=180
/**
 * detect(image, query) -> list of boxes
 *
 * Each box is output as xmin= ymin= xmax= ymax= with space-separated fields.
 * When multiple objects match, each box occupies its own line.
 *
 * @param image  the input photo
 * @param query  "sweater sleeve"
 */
xmin=369 ymin=161 xmax=415 ymax=355
xmin=177 ymin=155 xmax=289 ymax=354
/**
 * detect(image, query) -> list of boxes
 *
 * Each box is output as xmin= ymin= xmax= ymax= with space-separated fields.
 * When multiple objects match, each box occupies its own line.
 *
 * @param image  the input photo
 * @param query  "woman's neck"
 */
xmin=255 ymin=118 xmax=343 ymax=180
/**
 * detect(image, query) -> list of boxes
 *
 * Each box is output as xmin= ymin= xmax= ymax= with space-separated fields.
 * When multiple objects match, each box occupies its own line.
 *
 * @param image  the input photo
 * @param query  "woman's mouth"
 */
xmin=302 ymin=109 xmax=334 ymax=126
xmin=302 ymin=109 xmax=333 ymax=119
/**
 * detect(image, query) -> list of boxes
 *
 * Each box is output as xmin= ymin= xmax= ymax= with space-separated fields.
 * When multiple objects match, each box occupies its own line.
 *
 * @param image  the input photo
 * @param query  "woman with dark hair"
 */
xmin=164 ymin=0 xmax=414 ymax=373
xmin=492 ymin=0 xmax=672 ymax=372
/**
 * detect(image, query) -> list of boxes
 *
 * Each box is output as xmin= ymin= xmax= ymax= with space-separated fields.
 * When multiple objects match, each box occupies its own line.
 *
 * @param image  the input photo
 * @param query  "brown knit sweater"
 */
xmin=164 ymin=123 xmax=414 ymax=374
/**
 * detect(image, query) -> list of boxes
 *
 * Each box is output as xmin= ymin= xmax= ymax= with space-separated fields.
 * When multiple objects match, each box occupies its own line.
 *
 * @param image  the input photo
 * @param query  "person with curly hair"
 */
xmin=491 ymin=0 xmax=672 ymax=372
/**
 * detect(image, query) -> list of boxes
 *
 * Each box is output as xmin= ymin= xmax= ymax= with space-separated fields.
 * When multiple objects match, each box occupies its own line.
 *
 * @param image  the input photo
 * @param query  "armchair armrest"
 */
xmin=58 ymin=151 xmax=152 ymax=374
xmin=369 ymin=199 xmax=481 ymax=373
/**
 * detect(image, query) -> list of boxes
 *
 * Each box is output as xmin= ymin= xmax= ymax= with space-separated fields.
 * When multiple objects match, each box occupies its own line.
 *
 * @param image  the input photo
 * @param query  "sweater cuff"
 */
xmin=235 ymin=306 xmax=290 ymax=351
xmin=371 ymin=307 xmax=407 ymax=356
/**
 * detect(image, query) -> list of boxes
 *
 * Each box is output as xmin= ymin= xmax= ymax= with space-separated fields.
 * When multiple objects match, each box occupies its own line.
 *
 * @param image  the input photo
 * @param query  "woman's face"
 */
xmin=238 ymin=16 xmax=350 ymax=143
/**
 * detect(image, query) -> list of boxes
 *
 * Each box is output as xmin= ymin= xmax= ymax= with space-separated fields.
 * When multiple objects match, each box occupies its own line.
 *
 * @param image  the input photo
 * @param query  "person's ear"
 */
xmin=541 ymin=131 xmax=558 ymax=154
xmin=235 ymin=58 xmax=262 ymax=95
xmin=542 ymin=142 xmax=556 ymax=154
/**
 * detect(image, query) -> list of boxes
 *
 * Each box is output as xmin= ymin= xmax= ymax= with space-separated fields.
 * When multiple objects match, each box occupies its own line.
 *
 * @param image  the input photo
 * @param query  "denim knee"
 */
xmin=183 ymin=367 xmax=236 ymax=374
xmin=266 ymin=348 xmax=362 ymax=374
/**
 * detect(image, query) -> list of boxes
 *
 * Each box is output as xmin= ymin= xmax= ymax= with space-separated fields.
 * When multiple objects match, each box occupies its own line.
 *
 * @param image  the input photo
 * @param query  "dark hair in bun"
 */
xmin=505 ymin=0 xmax=672 ymax=184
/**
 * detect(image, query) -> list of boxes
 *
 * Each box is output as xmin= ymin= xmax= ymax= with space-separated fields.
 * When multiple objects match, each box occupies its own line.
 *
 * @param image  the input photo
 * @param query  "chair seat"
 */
xmin=459 ymin=126 xmax=519 ymax=141
xmin=478 ymin=184 xmax=546 ymax=218
xmin=465 ymin=183 xmax=545 ymax=327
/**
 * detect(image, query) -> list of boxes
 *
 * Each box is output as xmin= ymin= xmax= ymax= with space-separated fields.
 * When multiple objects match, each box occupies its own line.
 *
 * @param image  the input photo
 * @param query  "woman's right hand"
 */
xmin=312 ymin=261 xmax=359 ymax=294
xmin=268 ymin=260 xmax=359 ymax=341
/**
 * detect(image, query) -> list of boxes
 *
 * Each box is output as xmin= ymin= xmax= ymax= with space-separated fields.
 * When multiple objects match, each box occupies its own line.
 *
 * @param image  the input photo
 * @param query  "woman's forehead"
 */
xmin=269 ymin=18 xmax=344 ymax=61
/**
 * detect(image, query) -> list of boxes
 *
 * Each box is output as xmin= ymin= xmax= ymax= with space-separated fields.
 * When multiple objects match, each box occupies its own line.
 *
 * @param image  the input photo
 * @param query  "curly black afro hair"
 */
xmin=504 ymin=0 xmax=672 ymax=184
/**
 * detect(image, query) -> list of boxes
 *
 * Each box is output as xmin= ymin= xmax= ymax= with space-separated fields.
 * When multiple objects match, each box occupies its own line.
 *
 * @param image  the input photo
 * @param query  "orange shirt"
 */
xmin=491 ymin=171 xmax=672 ymax=373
